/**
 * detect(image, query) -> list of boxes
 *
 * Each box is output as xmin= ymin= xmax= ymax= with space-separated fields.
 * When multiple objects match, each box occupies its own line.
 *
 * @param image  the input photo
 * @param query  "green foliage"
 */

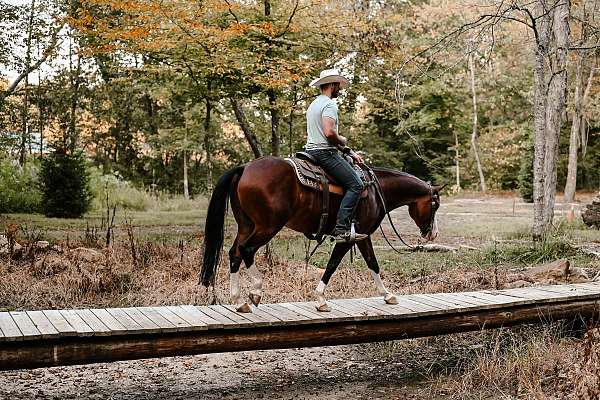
xmin=89 ymin=169 xmax=152 ymax=211
xmin=518 ymin=131 xmax=534 ymax=202
xmin=39 ymin=151 xmax=91 ymax=218
xmin=0 ymin=157 xmax=42 ymax=213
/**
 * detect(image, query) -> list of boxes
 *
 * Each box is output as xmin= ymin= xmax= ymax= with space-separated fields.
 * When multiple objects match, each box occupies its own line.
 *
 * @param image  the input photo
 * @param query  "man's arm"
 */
xmin=322 ymin=116 xmax=347 ymax=147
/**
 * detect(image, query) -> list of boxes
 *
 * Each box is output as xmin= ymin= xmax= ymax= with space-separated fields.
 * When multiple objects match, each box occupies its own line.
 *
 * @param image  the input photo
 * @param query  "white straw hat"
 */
xmin=309 ymin=69 xmax=350 ymax=88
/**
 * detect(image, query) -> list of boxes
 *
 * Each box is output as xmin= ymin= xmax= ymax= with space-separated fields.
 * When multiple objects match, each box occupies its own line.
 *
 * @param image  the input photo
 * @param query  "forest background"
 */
xmin=1 ymin=0 xmax=599 ymax=215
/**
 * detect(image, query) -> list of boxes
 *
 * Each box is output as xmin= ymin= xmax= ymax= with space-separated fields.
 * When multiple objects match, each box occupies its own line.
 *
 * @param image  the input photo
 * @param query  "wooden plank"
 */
xmin=427 ymin=293 xmax=482 ymax=310
xmin=154 ymin=307 xmax=192 ymax=331
xmin=570 ymin=282 xmax=600 ymax=292
xmin=9 ymin=311 xmax=41 ymax=340
xmin=165 ymin=306 xmax=209 ymax=330
xmin=26 ymin=311 xmax=59 ymax=338
xmin=105 ymin=308 xmax=145 ymax=334
xmin=279 ymin=302 xmax=329 ymax=323
xmin=193 ymin=306 xmax=238 ymax=328
xmin=439 ymin=293 xmax=495 ymax=310
xmin=396 ymin=295 xmax=449 ymax=313
xmin=408 ymin=294 xmax=464 ymax=311
xmin=245 ymin=306 xmax=287 ymax=325
xmin=89 ymin=309 xmax=127 ymax=335
xmin=324 ymin=299 xmax=365 ymax=319
xmin=121 ymin=308 xmax=161 ymax=333
xmin=74 ymin=309 xmax=112 ymax=336
xmin=499 ymin=287 xmax=575 ymax=302
xmin=43 ymin=310 xmax=77 ymax=336
xmin=0 ymin=313 xmax=23 ymax=341
xmin=60 ymin=310 xmax=94 ymax=336
xmin=291 ymin=302 xmax=357 ymax=321
xmin=207 ymin=305 xmax=255 ymax=326
xmin=535 ymin=284 xmax=600 ymax=298
xmin=357 ymin=298 xmax=422 ymax=318
xmin=330 ymin=299 xmax=385 ymax=320
xmin=258 ymin=304 xmax=313 ymax=324
xmin=179 ymin=305 xmax=224 ymax=329
xmin=136 ymin=307 xmax=178 ymax=333
xmin=222 ymin=305 xmax=274 ymax=327
xmin=460 ymin=291 xmax=530 ymax=306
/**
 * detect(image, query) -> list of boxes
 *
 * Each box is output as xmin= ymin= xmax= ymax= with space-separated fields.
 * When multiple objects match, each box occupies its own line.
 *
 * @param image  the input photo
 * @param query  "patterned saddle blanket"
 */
xmin=284 ymin=152 xmax=370 ymax=198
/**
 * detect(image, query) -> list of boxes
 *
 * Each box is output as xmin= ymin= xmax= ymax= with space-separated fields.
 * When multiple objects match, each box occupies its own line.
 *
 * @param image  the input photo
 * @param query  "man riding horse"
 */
xmin=200 ymin=69 xmax=444 ymax=313
xmin=305 ymin=69 xmax=367 ymax=243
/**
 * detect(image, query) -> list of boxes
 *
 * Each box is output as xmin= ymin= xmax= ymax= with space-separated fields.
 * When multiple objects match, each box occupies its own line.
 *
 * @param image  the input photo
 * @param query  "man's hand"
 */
xmin=350 ymin=150 xmax=364 ymax=164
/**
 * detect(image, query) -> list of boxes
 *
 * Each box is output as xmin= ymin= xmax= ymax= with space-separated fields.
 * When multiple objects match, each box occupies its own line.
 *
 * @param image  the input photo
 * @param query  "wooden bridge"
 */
xmin=1 ymin=282 xmax=600 ymax=370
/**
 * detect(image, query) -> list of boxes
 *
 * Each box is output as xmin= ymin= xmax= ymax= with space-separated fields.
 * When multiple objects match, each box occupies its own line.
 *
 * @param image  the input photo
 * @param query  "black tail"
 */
xmin=200 ymin=165 xmax=245 ymax=287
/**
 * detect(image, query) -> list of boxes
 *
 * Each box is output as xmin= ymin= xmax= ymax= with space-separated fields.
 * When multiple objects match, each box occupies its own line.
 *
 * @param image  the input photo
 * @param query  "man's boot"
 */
xmin=331 ymin=223 xmax=368 ymax=243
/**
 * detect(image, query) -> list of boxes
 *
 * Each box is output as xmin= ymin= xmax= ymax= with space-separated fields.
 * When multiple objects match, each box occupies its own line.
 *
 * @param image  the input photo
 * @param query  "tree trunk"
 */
xmin=532 ymin=1 xmax=551 ymax=241
xmin=183 ymin=149 xmax=189 ymax=200
xmin=0 ymin=22 xmax=64 ymax=110
xmin=454 ymin=130 xmax=460 ymax=191
xmin=468 ymin=50 xmax=486 ymax=192
xmin=267 ymin=89 xmax=280 ymax=156
xmin=19 ymin=0 xmax=36 ymax=165
xmin=564 ymin=54 xmax=585 ymax=203
xmin=541 ymin=1 xmax=570 ymax=230
xmin=204 ymin=95 xmax=213 ymax=191
xmin=564 ymin=6 xmax=594 ymax=204
xmin=230 ymin=97 xmax=263 ymax=158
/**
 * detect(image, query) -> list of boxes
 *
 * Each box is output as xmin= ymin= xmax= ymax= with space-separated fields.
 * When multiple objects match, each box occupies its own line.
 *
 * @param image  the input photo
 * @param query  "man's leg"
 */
xmin=307 ymin=149 xmax=365 ymax=239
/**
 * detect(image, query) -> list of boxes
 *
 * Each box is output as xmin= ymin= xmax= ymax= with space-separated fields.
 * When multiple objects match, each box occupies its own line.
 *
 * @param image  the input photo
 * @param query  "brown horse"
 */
xmin=200 ymin=156 xmax=443 ymax=312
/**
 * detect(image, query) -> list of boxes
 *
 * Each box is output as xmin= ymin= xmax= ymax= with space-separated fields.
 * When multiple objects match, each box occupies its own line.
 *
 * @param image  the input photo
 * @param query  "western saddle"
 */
xmin=284 ymin=151 xmax=374 ymax=241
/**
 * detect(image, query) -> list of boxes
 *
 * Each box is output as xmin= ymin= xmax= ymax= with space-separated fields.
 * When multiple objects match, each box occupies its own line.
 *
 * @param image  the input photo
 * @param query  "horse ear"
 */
xmin=433 ymin=184 xmax=447 ymax=192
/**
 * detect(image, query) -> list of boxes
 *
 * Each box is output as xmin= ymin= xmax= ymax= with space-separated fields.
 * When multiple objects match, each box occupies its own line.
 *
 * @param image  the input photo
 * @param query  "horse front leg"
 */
xmin=356 ymin=238 xmax=398 ymax=305
xmin=315 ymin=242 xmax=353 ymax=312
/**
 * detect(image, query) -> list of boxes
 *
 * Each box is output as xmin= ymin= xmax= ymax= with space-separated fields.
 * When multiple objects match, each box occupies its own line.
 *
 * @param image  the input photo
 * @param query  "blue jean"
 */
xmin=306 ymin=148 xmax=365 ymax=232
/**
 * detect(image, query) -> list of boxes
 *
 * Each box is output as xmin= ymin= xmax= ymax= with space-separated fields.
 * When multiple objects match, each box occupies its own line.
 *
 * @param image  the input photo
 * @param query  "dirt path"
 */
xmin=0 ymin=345 xmax=443 ymax=400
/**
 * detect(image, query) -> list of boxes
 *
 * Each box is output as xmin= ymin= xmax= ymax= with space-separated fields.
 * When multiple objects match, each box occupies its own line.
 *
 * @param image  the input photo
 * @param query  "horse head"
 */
xmin=408 ymin=184 xmax=446 ymax=241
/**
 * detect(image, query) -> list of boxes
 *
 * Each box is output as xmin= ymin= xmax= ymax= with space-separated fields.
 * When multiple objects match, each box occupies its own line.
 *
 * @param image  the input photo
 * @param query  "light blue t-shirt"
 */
xmin=305 ymin=94 xmax=338 ymax=150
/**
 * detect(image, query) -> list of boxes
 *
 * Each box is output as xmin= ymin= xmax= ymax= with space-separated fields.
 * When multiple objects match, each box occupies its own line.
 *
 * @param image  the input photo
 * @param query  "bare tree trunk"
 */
xmin=532 ymin=1 xmax=551 ymax=241
xmin=230 ymin=97 xmax=263 ymax=158
xmin=580 ymin=60 xmax=595 ymax=157
xmin=564 ymin=6 xmax=594 ymax=203
xmin=468 ymin=50 xmax=486 ymax=192
xmin=183 ymin=149 xmax=189 ymax=200
xmin=564 ymin=54 xmax=585 ymax=203
xmin=454 ymin=131 xmax=460 ymax=191
xmin=541 ymin=1 xmax=570 ymax=231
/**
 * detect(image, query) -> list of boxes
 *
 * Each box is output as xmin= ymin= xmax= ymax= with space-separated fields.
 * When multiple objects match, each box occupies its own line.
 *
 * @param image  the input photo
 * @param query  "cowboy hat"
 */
xmin=309 ymin=69 xmax=350 ymax=89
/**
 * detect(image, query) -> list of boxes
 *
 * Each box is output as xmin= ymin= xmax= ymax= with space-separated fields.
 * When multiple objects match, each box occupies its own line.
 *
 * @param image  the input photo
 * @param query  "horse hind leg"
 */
xmin=228 ymin=239 xmax=252 ymax=313
xmin=238 ymin=227 xmax=282 ymax=309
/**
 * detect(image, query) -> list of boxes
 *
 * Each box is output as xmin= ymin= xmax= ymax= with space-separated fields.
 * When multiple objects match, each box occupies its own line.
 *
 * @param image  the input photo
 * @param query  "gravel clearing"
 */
xmin=0 ymin=345 xmax=436 ymax=400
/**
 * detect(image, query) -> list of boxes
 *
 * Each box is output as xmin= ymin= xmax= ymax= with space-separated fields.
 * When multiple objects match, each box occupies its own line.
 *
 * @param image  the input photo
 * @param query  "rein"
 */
xmin=371 ymin=170 xmax=415 ymax=252
xmin=372 ymin=169 xmax=436 ymax=253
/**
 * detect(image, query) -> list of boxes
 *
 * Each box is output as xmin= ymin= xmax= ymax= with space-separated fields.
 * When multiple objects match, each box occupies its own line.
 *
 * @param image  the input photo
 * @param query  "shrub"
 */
xmin=0 ymin=157 xmax=42 ymax=213
xmin=89 ymin=168 xmax=151 ymax=211
xmin=39 ymin=151 xmax=91 ymax=218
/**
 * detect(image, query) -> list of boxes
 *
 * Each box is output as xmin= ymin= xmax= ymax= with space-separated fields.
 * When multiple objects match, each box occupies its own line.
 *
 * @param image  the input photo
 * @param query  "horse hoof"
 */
xmin=249 ymin=293 xmax=262 ymax=307
xmin=236 ymin=303 xmax=252 ymax=313
xmin=384 ymin=294 xmax=398 ymax=305
xmin=316 ymin=303 xmax=331 ymax=312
